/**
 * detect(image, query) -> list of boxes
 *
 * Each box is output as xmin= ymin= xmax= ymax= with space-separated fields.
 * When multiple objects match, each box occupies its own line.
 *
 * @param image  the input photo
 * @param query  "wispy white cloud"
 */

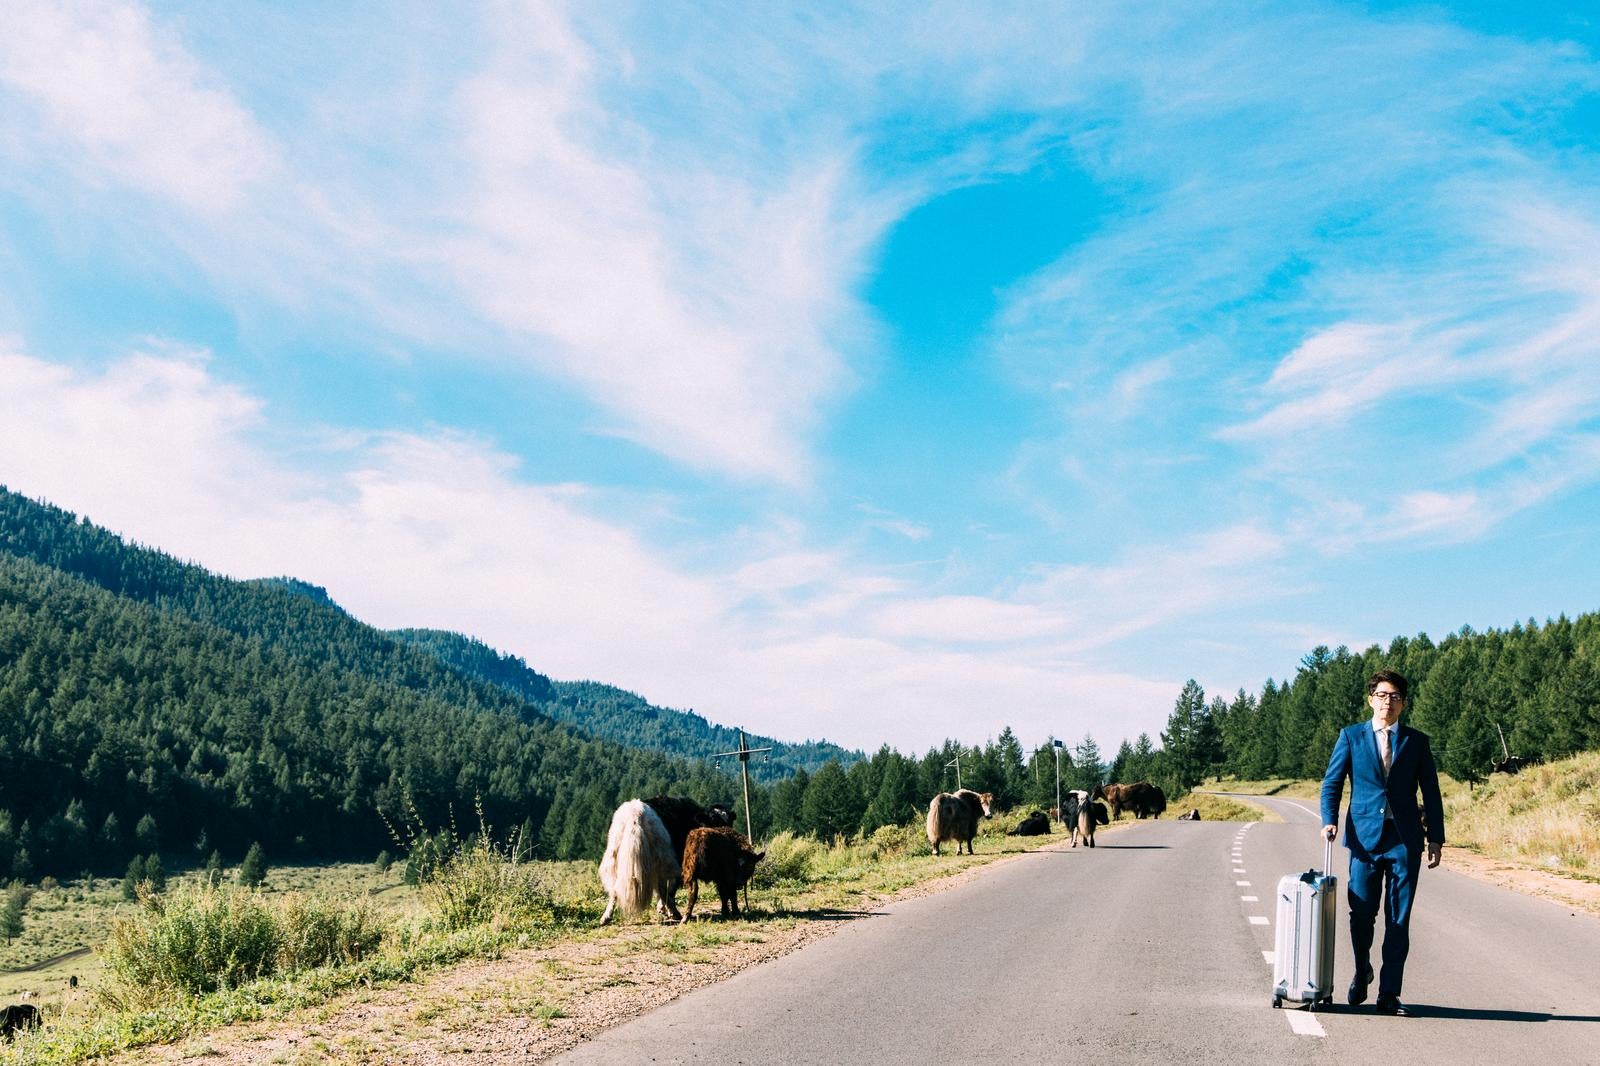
xmin=0 ymin=0 xmax=277 ymax=213
xmin=870 ymin=596 xmax=1067 ymax=644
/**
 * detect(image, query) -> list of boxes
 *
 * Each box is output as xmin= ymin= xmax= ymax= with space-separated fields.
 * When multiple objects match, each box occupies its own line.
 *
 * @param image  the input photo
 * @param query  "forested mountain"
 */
xmin=1144 ymin=619 xmax=1600 ymax=793
xmin=392 ymin=629 xmax=857 ymax=780
xmin=4 ymin=484 xmax=1593 ymax=882
xmin=0 ymin=487 xmax=741 ymax=879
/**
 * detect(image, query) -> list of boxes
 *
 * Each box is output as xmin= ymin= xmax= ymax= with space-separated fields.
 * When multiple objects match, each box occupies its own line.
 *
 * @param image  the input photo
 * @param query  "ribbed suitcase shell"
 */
xmin=1272 ymin=843 xmax=1336 ymax=1009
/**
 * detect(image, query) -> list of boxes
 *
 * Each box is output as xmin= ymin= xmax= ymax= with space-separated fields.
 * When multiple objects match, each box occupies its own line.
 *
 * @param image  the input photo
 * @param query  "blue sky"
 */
xmin=3 ymin=1 xmax=1599 ymax=754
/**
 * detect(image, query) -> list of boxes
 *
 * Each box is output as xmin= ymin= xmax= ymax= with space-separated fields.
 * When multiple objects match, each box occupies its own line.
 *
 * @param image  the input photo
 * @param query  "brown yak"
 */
xmin=1093 ymin=781 xmax=1168 ymax=820
xmin=926 ymin=789 xmax=994 ymax=855
xmin=679 ymin=826 xmax=763 ymax=921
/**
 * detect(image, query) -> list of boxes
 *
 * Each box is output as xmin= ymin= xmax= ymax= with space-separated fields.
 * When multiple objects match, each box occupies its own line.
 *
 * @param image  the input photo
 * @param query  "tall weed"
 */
xmin=389 ymin=795 xmax=564 ymax=932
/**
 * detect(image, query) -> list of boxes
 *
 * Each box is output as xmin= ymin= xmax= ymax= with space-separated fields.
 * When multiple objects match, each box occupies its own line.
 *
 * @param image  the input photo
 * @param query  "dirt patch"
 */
xmin=119 ymin=837 xmax=1094 ymax=1066
xmin=1442 ymin=848 xmax=1600 ymax=918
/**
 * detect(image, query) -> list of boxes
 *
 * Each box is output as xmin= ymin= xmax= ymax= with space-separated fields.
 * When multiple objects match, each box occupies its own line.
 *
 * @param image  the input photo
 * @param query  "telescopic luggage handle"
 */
xmin=1301 ymin=837 xmax=1333 ymax=886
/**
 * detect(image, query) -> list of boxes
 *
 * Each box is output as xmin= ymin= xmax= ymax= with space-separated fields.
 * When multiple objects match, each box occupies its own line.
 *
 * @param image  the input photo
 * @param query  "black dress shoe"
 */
xmin=1375 ymin=997 xmax=1411 ymax=1016
xmin=1348 ymin=966 xmax=1374 ymax=1006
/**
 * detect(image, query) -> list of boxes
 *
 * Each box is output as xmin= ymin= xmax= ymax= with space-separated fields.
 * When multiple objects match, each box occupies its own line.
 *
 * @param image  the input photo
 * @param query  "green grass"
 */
xmin=1179 ymin=792 xmax=1283 ymax=822
xmin=1201 ymin=777 xmax=1322 ymax=800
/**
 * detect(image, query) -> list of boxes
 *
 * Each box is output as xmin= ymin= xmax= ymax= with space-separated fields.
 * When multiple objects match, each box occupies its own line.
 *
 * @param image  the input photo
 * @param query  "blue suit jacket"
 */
xmin=1320 ymin=721 xmax=1445 ymax=857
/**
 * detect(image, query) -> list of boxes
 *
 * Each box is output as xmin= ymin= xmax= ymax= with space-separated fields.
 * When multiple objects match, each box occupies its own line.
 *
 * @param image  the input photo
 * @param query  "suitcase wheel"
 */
xmin=1272 ymin=996 xmax=1282 ymax=1009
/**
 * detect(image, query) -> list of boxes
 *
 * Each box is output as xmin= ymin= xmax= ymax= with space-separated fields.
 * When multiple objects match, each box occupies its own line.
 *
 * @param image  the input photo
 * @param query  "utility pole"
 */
xmin=711 ymin=730 xmax=773 ymax=843
xmin=944 ymin=754 xmax=963 ymax=790
xmin=1053 ymin=738 xmax=1064 ymax=822
xmin=711 ymin=730 xmax=773 ymax=915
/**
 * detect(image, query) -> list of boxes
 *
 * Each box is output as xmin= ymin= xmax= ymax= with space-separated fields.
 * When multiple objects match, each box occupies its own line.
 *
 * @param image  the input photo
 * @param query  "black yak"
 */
xmin=644 ymin=795 xmax=735 ymax=862
xmin=1063 ymin=789 xmax=1109 ymax=847
xmin=1009 ymin=810 xmax=1051 ymax=836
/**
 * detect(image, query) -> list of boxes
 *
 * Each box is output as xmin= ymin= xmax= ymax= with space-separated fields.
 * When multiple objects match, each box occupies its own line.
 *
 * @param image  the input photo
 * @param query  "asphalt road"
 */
xmin=553 ymin=801 xmax=1600 ymax=1065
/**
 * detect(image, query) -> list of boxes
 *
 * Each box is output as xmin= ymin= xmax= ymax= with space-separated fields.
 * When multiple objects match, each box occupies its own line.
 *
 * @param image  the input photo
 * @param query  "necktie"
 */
xmin=1380 ymin=728 xmax=1392 ymax=774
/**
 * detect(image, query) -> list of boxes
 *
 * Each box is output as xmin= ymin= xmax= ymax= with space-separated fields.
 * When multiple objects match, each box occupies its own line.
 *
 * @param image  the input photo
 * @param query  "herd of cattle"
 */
xmin=596 ymin=780 xmax=1177 ymax=926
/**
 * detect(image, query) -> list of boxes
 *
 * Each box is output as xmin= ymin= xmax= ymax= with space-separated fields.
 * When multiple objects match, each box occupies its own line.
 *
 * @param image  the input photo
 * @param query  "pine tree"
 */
xmin=0 ymin=881 xmax=31 ymax=941
xmin=1107 ymin=740 xmax=1133 ymax=786
xmin=768 ymin=769 xmax=809 ymax=834
xmin=122 ymin=856 xmax=143 ymax=900
xmin=1068 ymin=734 xmax=1104 ymax=791
xmin=238 ymin=842 xmax=266 ymax=888
xmin=142 ymin=853 xmax=166 ymax=893
xmin=800 ymin=761 xmax=862 ymax=841
xmin=134 ymin=813 xmax=159 ymax=854
xmin=861 ymin=755 xmax=918 ymax=834
xmin=1163 ymin=680 xmax=1207 ymax=790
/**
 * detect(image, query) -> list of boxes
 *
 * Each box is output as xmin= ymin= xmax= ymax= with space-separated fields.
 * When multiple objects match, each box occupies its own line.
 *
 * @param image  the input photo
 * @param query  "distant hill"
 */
xmin=0 ymin=486 xmax=744 ymax=879
xmin=391 ymin=629 xmax=859 ymax=781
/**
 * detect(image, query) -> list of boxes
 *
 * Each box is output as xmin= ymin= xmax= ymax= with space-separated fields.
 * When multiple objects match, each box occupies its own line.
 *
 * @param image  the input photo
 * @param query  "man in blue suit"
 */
xmin=1321 ymin=669 xmax=1445 ymax=1016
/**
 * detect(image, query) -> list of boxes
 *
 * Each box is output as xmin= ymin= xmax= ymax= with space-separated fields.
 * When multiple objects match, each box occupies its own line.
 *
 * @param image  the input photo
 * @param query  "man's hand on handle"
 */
xmin=1321 ymin=824 xmax=1337 ymax=842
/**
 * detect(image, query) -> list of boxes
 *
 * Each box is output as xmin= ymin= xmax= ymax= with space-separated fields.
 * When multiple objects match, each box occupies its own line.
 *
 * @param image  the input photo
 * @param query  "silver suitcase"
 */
xmin=1271 ymin=840 xmax=1336 ymax=1010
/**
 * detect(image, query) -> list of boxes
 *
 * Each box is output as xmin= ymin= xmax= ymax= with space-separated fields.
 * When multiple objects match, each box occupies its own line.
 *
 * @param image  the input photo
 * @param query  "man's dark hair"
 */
xmin=1366 ymin=669 xmax=1409 ymax=700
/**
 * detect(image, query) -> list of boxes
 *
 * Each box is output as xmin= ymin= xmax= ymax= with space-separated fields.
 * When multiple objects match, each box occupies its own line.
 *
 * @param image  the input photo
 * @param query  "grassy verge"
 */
xmin=1442 ymin=751 xmax=1600 ymax=880
xmin=1178 ymin=792 xmax=1283 ymax=822
xmin=1 ymin=810 xmax=1084 ymax=1065
xmin=1201 ymin=778 xmax=1322 ymax=800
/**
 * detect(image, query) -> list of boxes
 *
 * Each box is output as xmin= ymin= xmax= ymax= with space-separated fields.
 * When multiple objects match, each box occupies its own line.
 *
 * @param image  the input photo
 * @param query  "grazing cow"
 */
xmin=0 ymin=1004 xmax=40 ymax=1040
xmin=1178 ymin=808 xmax=1202 ymax=821
xmin=926 ymin=789 xmax=995 ymax=856
xmin=598 ymin=800 xmax=682 ymax=925
xmin=1009 ymin=810 xmax=1051 ymax=836
xmin=680 ymin=826 xmax=763 ymax=921
xmin=644 ymin=795 xmax=735 ymax=863
xmin=1062 ymin=789 xmax=1109 ymax=847
xmin=1093 ymin=781 xmax=1168 ymax=820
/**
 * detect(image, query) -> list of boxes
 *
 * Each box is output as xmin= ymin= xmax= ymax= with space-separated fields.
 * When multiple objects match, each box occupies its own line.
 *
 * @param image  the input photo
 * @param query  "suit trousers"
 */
xmin=1347 ymin=820 xmax=1423 ymax=999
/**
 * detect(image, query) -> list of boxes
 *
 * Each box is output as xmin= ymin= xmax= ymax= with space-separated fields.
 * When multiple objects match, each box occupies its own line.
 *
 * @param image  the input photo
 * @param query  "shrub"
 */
xmin=751 ymin=832 xmax=821 ymax=887
xmin=102 ymin=882 xmax=384 ymax=1000
xmin=868 ymin=821 xmax=930 ymax=858
xmin=390 ymin=796 xmax=564 ymax=933
xmin=103 ymin=884 xmax=280 ymax=997
xmin=276 ymin=894 xmax=384 ymax=971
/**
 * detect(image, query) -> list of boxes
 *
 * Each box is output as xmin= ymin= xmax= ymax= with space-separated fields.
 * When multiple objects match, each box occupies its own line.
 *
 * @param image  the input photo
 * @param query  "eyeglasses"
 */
xmin=1371 ymin=692 xmax=1405 ymax=703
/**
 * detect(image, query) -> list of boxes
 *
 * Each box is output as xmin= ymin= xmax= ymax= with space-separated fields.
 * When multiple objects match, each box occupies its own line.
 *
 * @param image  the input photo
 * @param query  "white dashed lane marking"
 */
xmin=1226 ymin=814 xmax=1326 ymax=1040
xmin=1284 ymin=1010 xmax=1327 ymax=1037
